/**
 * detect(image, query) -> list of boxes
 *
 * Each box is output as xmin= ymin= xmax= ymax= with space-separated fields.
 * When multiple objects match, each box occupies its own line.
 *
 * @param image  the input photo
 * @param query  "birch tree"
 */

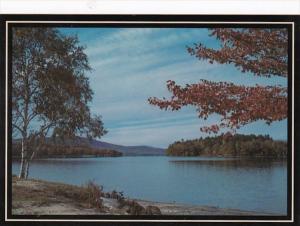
xmin=12 ymin=28 xmax=107 ymax=179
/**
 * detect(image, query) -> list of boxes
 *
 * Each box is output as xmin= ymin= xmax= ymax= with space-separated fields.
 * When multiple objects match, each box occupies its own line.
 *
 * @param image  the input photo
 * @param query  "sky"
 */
xmin=59 ymin=27 xmax=287 ymax=148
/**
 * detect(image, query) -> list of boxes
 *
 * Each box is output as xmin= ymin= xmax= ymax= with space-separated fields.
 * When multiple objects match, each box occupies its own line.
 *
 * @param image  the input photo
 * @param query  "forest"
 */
xmin=166 ymin=134 xmax=287 ymax=158
xmin=12 ymin=142 xmax=122 ymax=158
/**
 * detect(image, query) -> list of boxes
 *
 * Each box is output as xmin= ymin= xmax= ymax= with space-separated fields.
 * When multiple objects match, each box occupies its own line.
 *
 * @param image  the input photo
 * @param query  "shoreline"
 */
xmin=12 ymin=177 xmax=275 ymax=216
xmin=12 ymin=155 xmax=287 ymax=160
xmin=12 ymin=155 xmax=166 ymax=160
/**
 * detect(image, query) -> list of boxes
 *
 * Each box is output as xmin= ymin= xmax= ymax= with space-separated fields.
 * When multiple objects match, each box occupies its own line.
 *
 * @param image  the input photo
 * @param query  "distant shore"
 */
xmin=12 ymin=155 xmax=123 ymax=160
xmin=12 ymin=154 xmax=165 ymax=160
xmin=12 ymin=177 xmax=272 ymax=216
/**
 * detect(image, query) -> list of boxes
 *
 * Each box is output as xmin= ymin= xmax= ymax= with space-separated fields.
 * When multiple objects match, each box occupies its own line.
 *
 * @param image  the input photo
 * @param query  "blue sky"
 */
xmin=60 ymin=28 xmax=287 ymax=148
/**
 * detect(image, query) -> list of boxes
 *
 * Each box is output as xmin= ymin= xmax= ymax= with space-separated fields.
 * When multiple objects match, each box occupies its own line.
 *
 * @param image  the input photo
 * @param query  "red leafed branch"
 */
xmin=148 ymin=80 xmax=287 ymax=133
xmin=188 ymin=28 xmax=288 ymax=77
xmin=148 ymin=28 xmax=288 ymax=133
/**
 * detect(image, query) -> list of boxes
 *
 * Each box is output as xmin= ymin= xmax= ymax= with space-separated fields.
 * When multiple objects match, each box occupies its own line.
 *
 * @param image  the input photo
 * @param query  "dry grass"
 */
xmin=12 ymin=176 xmax=163 ymax=215
xmin=12 ymin=176 xmax=105 ymax=211
xmin=53 ymin=180 xmax=104 ymax=209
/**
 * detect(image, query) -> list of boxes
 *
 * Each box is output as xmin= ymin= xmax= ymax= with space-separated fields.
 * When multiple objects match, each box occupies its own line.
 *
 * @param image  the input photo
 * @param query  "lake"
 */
xmin=12 ymin=156 xmax=287 ymax=214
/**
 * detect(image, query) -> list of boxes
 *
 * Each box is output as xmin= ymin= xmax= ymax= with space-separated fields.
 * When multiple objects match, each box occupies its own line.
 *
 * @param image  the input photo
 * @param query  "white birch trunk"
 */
xmin=18 ymin=139 xmax=27 ymax=179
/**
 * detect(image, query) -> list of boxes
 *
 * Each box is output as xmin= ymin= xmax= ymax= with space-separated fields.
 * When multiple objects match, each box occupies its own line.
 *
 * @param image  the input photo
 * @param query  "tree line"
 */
xmin=166 ymin=134 xmax=287 ymax=158
xmin=12 ymin=143 xmax=122 ymax=158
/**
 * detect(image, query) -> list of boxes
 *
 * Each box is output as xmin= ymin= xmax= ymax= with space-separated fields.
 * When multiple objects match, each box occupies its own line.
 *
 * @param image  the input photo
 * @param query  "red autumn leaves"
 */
xmin=188 ymin=28 xmax=288 ymax=78
xmin=148 ymin=28 xmax=288 ymax=133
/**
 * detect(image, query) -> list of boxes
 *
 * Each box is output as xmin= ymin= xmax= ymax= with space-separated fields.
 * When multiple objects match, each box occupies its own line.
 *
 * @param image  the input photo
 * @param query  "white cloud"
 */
xmin=86 ymin=28 xmax=207 ymax=59
xmin=76 ymin=28 xmax=288 ymax=147
xmin=101 ymin=118 xmax=288 ymax=148
xmin=101 ymin=120 xmax=205 ymax=148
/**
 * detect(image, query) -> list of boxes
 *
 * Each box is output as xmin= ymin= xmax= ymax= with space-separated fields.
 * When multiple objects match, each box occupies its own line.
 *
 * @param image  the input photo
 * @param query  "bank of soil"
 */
xmin=12 ymin=177 xmax=270 ymax=216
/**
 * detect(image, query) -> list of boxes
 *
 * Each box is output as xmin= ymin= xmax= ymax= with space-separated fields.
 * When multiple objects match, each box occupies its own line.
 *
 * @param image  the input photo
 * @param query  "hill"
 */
xmin=88 ymin=139 xmax=165 ymax=156
xmin=13 ymin=137 xmax=165 ymax=157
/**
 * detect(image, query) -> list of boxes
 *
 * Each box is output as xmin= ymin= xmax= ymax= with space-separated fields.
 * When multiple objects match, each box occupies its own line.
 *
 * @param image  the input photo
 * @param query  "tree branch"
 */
xmin=12 ymin=123 xmax=24 ymax=134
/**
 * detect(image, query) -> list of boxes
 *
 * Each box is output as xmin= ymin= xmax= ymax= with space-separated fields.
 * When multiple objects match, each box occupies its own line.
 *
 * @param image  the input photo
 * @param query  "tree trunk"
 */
xmin=24 ymin=159 xmax=30 ymax=179
xmin=25 ymin=150 xmax=35 ymax=179
xmin=18 ymin=139 xmax=28 ymax=179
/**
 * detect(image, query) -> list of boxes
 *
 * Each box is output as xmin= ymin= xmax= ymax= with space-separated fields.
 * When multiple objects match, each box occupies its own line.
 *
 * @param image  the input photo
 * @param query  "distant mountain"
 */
xmin=13 ymin=137 xmax=166 ymax=156
xmin=90 ymin=141 xmax=165 ymax=156
xmin=84 ymin=137 xmax=165 ymax=156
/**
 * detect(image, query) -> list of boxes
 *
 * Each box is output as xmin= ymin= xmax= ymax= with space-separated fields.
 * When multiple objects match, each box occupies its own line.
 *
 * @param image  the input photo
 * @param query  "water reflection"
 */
xmin=169 ymin=158 xmax=287 ymax=170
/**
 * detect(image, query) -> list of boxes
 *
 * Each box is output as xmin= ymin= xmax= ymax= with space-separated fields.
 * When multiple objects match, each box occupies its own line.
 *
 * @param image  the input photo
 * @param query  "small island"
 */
xmin=166 ymin=134 xmax=287 ymax=158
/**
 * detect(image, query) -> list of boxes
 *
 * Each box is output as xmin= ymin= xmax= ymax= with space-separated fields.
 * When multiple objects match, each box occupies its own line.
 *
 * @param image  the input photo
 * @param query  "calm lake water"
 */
xmin=12 ymin=156 xmax=287 ymax=214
